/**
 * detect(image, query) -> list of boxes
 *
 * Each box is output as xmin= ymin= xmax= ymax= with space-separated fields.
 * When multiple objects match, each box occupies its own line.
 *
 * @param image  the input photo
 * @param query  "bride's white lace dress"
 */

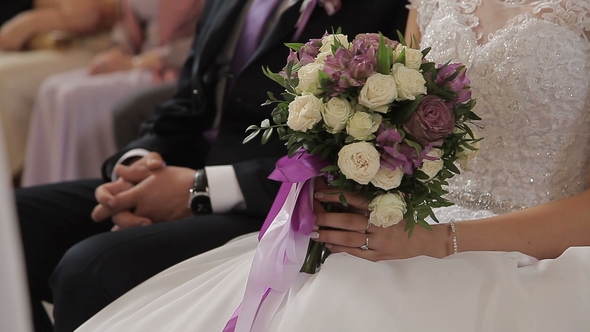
xmin=77 ymin=1 xmax=590 ymax=331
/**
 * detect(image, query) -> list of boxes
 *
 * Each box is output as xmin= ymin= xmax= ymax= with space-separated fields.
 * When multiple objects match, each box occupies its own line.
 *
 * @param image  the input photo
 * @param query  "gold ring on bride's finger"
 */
xmin=365 ymin=218 xmax=371 ymax=233
xmin=360 ymin=236 xmax=369 ymax=250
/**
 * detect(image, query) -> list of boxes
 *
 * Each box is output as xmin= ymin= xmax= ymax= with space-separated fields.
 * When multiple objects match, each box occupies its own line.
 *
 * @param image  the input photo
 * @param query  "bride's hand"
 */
xmin=312 ymin=180 xmax=450 ymax=261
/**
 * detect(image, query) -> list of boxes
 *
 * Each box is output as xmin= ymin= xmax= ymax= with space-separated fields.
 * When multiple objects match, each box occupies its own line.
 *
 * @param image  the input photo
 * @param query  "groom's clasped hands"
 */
xmin=312 ymin=178 xmax=449 ymax=261
xmin=91 ymin=152 xmax=195 ymax=231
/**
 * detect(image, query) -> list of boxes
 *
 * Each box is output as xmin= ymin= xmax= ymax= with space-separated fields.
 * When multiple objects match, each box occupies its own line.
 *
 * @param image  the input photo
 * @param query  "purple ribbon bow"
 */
xmin=223 ymin=152 xmax=328 ymax=332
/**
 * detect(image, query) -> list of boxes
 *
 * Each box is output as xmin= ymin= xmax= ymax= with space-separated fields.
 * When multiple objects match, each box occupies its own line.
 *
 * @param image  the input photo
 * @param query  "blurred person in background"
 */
xmin=0 ymin=0 xmax=117 ymax=185
xmin=21 ymin=0 xmax=206 ymax=186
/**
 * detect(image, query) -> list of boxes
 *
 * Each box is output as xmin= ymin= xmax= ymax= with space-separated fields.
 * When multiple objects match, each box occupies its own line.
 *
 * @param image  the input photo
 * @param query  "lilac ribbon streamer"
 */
xmin=259 ymin=152 xmax=328 ymax=239
xmin=293 ymin=0 xmax=318 ymax=41
xmin=223 ymin=152 xmax=328 ymax=332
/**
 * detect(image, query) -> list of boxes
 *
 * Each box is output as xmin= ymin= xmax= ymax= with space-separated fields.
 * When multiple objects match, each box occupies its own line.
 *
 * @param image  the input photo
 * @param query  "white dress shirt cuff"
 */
xmin=205 ymin=165 xmax=246 ymax=213
xmin=110 ymin=148 xmax=151 ymax=181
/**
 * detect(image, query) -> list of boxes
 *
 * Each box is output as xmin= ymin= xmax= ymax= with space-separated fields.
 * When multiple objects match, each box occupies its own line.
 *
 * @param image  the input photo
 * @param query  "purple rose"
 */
xmin=435 ymin=63 xmax=471 ymax=104
xmin=403 ymin=95 xmax=455 ymax=146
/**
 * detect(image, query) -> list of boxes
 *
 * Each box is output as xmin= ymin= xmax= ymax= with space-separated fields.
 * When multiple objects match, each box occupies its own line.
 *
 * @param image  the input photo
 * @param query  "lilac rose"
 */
xmin=403 ymin=95 xmax=455 ymax=146
xmin=435 ymin=63 xmax=471 ymax=104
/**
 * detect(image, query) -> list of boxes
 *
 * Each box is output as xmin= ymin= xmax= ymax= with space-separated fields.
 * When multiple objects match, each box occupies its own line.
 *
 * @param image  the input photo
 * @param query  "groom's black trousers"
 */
xmin=17 ymin=179 xmax=263 ymax=332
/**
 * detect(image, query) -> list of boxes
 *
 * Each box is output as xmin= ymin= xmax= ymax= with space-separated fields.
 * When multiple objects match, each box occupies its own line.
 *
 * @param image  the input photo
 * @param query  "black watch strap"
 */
xmin=193 ymin=168 xmax=208 ymax=192
xmin=188 ymin=169 xmax=212 ymax=215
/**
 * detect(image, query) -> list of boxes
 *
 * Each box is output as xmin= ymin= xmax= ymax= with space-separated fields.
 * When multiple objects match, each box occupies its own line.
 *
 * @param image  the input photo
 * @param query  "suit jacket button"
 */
xmin=193 ymin=89 xmax=198 ymax=95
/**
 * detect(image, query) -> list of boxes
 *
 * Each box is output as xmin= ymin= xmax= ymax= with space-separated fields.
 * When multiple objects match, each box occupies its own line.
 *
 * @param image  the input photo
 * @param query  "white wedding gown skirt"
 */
xmin=77 ymin=226 xmax=590 ymax=332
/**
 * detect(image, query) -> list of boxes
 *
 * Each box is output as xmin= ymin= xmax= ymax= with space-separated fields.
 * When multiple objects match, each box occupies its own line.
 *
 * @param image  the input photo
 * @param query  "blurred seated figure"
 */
xmin=0 ymin=0 xmax=117 ymax=183
xmin=0 ymin=0 xmax=116 ymax=52
xmin=21 ymin=0 xmax=205 ymax=187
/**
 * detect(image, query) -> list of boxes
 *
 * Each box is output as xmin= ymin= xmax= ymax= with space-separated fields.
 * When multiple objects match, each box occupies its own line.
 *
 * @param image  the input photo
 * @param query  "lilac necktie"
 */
xmin=230 ymin=0 xmax=284 ymax=76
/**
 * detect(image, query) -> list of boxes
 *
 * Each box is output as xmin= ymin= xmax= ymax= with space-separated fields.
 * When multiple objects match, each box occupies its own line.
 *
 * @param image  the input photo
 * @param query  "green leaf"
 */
xmin=262 ymin=66 xmax=286 ymax=87
xmin=389 ymin=95 xmax=424 ymax=123
xmin=285 ymin=42 xmax=304 ymax=52
xmin=414 ymin=170 xmax=429 ymax=180
xmin=321 ymin=165 xmax=340 ymax=172
xmin=404 ymin=138 xmax=423 ymax=154
xmin=245 ymin=125 xmax=259 ymax=132
xmin=443 ymin=159 xmax=461 ymax=174
xmin=261 ymin=128 xmax=273 ymax=144
xmin=277 ymin=126 xmax=287 ymax=139
xmin=416 ymin=218 xmax=433 ymax=230
xmin=339 ymin=193 xmax=348 ymax=207
xmin=396 ymin=30 xmax=407 ymax=46
xmin=288 ymin=142 xmax=304 ymax=157
xmin=377 ymin=33 xmax=393 ymax=75
xmin=396 ymin=47 xmax=406 ymax=65
xmin=243 ymin=129 xmax=260 ymax=144
xmin=260 ymin=119 xmax=271 ymax=128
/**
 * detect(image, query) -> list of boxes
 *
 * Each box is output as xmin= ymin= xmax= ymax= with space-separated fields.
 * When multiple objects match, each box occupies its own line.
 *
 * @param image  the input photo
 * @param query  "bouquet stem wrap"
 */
xmin=223 ymin=152 xmax=328 ymax=332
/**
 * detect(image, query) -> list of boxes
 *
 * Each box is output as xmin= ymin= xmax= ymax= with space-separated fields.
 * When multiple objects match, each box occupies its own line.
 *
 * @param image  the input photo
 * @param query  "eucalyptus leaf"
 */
xmin=277 ymin=126 xmax=287 ymax=139
xmin=245 ymin=125 xmax=260 ymax=132
xmin=243 ymin=129 xmax=260 ymax=144
xmin=261 ymin=128 xmax=273 ymax=144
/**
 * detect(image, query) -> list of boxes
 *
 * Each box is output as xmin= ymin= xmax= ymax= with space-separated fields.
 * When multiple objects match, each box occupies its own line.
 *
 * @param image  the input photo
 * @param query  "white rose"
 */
xmin=315 ymin=51 xmax=331 ymax=64
xmin=322 ymin=97 xmax=353 ymax=133
xmin=296 ymin=62 xmax=324 ymax=95
xmin=337 ymin=142 xmax=380 ymax=185
xmin=319 ymin=33 xmax=349 ymax=53
xmin=287 ymin=94 xmax=323 ymax=132
xmin=370 ymin=166 xmax=404 ymax=190
xmin=395 ymin=44 xmax=423 ymax=71
xmin=369 ymin=193 xmax=407 ymax=227
xmin=358 ymin=73 xmax=397 ymax=112
xmin=418 ymin=148 xmax=443 ymax=182
xmin=455 ymin=130 xmax=481 ymax=170
xmin=391 ymin=63 xmax=427 ymax=101
xmin=346 ymin=112 xmax=382 ymax=140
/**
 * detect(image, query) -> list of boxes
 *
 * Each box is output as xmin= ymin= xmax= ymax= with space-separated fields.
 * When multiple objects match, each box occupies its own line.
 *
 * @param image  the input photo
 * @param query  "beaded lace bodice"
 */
xmin=411 ymin=0 xmax=590 ymax=217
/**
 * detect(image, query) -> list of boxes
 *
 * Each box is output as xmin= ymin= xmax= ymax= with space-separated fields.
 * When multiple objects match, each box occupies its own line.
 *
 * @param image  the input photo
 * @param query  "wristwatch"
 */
xmin=188 ymin=169 xmax=212 ymax=215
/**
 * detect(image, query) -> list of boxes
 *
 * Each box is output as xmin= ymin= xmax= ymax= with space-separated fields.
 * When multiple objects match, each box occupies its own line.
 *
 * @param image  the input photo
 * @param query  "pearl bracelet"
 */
xmin=449 ymin=220 xmax=458 ymax=254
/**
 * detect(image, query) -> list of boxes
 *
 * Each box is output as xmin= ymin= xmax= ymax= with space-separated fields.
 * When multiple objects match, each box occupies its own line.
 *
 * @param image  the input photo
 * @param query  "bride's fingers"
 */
xmin=312 ymin=228 xmax=368 ymax=248
xmin=313 ymin=197 xmax=327 ymax=214
xmin=315 ymin=211 xmax=368 ymax=232
xmin=314 ymin=189 xmax=371 ymax=211
xmin=314 ymin=176 xmax=329 ymax=191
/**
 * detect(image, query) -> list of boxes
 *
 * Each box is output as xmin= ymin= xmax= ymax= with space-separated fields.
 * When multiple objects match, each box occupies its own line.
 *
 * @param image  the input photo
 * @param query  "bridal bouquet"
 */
xmin=245 ymin=31 xmax=480 ymax=272
xmin=226 ymin=31 xmax=480 ymax=331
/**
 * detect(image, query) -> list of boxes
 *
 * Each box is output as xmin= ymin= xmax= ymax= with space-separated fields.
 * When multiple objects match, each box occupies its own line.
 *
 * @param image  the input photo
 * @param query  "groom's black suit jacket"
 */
xmin=103 ymin=0 xmax=410 ymax=219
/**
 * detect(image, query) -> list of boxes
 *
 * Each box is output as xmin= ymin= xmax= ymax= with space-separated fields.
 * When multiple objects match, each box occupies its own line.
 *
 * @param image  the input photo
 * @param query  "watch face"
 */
xmin=190 ymin=194 xmax=212 ymax=214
